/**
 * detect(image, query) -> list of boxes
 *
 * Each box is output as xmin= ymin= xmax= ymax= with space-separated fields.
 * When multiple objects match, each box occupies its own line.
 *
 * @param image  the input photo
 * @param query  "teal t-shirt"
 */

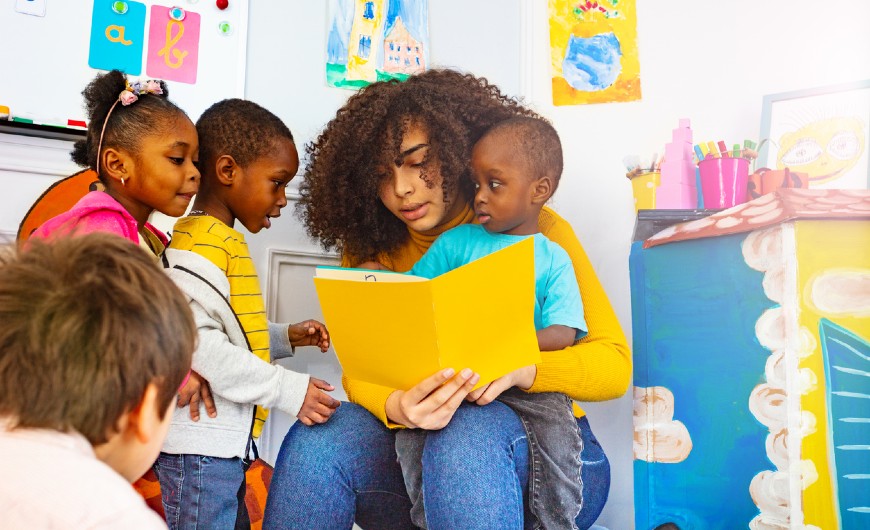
xmin=408 ymin=224 xmax=587 ymax=339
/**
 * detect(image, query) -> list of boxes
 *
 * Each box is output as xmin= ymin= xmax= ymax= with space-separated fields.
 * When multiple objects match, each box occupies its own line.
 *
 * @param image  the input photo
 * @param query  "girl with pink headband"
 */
xmin=32 ymin=69 xmax=199 ymax=257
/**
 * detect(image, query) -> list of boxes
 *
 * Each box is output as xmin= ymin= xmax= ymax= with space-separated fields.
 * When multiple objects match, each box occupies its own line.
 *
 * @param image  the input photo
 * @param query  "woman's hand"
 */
xmin=466 ymin=364 xmax=537 ymax=406
xmin=386 ymin=368 xmax=480 ymax=429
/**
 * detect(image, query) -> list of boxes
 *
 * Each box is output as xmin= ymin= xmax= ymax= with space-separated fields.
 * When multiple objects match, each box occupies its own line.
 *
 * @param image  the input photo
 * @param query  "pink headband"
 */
xmin=95 ymin=79 xmax=165 ymax=175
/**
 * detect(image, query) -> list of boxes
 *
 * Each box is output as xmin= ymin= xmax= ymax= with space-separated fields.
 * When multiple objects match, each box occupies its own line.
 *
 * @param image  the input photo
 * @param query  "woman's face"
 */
xmin=378 ymin=123 xmax=466 ymax=233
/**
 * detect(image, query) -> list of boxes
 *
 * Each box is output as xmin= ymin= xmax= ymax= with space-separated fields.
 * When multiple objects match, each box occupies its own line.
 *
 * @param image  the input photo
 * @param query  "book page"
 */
xmin=315 ymin=266 xmax=426 ymax=283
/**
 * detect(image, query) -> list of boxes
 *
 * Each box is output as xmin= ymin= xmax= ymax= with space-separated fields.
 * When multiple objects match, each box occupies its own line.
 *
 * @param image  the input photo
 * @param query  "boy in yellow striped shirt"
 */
xmin=154 ymin=99 xmax=340 ymax=529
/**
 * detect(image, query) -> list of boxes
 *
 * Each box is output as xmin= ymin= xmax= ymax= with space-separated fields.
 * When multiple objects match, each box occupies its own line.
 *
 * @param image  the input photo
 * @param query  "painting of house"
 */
xmin=326 ymin=0 xmax=429 ymax=90
xmin=383 ymin=17 xmax=425 ymax=74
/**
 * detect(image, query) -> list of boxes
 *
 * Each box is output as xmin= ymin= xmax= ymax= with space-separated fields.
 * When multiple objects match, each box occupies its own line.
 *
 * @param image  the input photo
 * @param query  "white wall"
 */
xmin=3 ymin=2 xmax=869 ymax=528
xmin=518 ymin=2 xmax=870 ymax=528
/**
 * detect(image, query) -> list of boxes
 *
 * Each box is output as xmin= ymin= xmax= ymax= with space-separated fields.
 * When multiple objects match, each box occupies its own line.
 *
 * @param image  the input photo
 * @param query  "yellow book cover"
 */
xmin=313 ymin=238 xmax=542 ymax=390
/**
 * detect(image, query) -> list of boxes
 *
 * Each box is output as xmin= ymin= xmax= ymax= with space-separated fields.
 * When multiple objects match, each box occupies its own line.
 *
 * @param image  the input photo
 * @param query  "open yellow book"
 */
xmin=313 ymin=237 xmax=542 ymax=390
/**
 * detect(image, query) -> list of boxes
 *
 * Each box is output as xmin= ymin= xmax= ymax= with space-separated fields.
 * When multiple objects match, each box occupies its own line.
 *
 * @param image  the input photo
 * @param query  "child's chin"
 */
xmin=243 ymin=221 xmax=265 ymax=234
xmin=164 ymin=208 xmax=187 ymax=218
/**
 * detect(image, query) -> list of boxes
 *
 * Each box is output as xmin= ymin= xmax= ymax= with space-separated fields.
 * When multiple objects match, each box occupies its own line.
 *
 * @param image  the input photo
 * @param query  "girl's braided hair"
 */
xmin=297 ymin=69 xmax=539 ymax=261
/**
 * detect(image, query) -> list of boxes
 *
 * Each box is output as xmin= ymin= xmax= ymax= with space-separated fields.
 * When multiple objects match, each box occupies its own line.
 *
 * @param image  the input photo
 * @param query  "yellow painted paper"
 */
xmin=313 ymin=238 xmax=541 ymax=390
xmin=549 ymin=0 xmax=641 ymax=106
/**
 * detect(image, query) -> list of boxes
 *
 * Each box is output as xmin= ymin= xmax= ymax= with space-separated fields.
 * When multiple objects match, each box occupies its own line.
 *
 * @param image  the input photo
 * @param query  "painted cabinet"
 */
xmin=629 ymin=189 xmax=870 ymax=530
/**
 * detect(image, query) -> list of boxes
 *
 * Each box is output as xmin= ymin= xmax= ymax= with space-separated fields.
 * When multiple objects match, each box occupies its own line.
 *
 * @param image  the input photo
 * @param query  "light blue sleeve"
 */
xmin=407 ymin=230 xmax=458 ymax=279
xmin=541 ymin=249 xmax=587 ymax=340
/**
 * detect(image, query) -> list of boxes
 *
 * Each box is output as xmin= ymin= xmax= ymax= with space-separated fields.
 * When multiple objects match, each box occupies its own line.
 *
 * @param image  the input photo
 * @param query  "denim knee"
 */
xmin=576 ymin=416 xmax=611 ymax=529
xmin=264 ymin=402 xmax=414 ymax=530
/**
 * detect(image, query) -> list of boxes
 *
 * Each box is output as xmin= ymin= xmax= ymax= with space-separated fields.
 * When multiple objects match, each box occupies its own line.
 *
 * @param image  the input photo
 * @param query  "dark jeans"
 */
xmin=263 ymin=402 xmax=610 ymax=529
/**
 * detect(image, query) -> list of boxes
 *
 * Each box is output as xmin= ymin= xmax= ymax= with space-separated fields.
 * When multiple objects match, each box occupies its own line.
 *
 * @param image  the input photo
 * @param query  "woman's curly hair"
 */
xmin=297 ymin=69 xmax=540 ymax=261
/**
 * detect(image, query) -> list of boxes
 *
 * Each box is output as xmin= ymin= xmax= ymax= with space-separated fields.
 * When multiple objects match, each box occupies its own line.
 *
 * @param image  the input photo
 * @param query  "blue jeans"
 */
xmin=153 ymin=452 xmax=247 ymax=530
xmin=263 ymin=402 xmax=610 ymax=530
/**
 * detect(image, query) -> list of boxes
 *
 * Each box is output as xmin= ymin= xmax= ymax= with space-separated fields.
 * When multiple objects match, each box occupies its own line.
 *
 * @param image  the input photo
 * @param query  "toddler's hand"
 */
xmin=288 ymin=319 xmax=330 ymax=352
xmin=177 ymin=371 xmax=217 ymax=421
xmin=296 ymin=377 xmax=340 ymax=426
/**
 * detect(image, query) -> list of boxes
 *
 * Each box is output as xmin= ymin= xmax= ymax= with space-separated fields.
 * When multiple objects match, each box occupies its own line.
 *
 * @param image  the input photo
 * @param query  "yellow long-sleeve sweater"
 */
xmin=342 ymin=204 xmax=631 ymax=426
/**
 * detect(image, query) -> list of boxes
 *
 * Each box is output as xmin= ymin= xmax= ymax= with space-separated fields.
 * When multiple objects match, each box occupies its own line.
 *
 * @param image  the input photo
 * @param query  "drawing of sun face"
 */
xmin=776 ymin=116 xmax=866 ymax=185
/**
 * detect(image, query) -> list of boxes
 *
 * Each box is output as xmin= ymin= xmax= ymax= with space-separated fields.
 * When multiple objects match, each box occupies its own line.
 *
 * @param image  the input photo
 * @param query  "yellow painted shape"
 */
xmin=314 ymin=238 xmax=542 ymax=391
xmin=346 ymin=0 xmax=385 ymax=82
xmin=795 ymin=219 xmax=870 ymax=529
xmin=548 ymin=0 xmax=641 ymax=105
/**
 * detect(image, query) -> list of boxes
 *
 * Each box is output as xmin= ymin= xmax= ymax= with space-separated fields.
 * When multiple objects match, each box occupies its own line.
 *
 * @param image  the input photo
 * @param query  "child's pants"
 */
xmin=153 ymin=452 xmax=248 ymax=529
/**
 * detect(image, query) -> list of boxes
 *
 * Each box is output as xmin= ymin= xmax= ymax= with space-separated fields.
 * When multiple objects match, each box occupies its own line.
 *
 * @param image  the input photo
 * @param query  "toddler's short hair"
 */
xmin=0 ymin=233 xmax=195 ymax=444
xmin=483 ymin=116 xmax=564 ymax=189
xmin=196 ymin=98 xmax=294 ymax=173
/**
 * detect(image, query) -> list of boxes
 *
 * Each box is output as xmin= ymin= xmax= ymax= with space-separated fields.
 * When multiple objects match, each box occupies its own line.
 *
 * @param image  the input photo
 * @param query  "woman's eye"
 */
xmin=490 ymin=181 xmax=501 ymax=189
xmin=169 ymin=157 xmax=184 ymax=165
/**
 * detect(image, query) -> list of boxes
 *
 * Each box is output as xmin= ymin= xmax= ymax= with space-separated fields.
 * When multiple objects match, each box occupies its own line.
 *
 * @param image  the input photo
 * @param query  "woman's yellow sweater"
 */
xmin=341 ymin=204 xmax=631 ymax=425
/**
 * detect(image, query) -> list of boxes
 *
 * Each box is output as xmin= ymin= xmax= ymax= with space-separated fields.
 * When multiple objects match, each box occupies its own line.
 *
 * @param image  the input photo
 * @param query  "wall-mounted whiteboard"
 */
xmin=0 ymin=0 xmax=248 ymax=131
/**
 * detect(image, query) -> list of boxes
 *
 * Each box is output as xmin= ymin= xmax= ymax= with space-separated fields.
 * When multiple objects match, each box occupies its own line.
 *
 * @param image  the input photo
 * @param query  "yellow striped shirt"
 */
xmin=171 ymin=215 xmax=270 ymax=438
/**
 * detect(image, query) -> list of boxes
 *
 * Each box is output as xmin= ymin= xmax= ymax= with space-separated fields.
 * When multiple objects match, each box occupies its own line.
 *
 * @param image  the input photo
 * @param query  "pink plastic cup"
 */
xmin=699 ymin=157 xmax=750 ymax=209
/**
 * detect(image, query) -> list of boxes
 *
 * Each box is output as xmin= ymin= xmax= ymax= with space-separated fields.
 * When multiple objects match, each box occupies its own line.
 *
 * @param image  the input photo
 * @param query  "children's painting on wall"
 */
xmin=760 ymin=81 xmax=870 ymax=190
xmin=548 ymin=0 xmax=641 ymax=106
xmin=326 ymin=0 xmax=429 ymax=90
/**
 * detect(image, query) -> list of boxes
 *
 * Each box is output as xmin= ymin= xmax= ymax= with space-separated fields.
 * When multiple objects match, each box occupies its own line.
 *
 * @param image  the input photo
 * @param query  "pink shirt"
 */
xmin=31 ymin=191 xmax=168 ymax=247
xmin=0 ymin=419 xmax=166 ymax=529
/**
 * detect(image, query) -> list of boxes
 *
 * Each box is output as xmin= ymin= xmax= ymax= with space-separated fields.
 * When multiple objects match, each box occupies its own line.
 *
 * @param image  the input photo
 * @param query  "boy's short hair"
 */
xmin=196 ymin=98 xmax=294 ymax=174
xmin=0 ymin=233 xmax=195 ymax=444
xmin=484 ymin=116 xmax=564 ymax=189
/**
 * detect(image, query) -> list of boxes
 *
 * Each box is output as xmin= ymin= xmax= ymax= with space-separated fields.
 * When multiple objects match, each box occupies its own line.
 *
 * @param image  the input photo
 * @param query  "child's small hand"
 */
xmin=296 ymin=377 xmax=340 ymax=426
xmin=288 ymin=319 xmax=330 ymax=352
xmin=177 ymin=371 xmax=217 ymax=421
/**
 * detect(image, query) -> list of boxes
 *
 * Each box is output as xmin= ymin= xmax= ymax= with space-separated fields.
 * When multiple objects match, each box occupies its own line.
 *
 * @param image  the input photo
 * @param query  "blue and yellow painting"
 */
xmin=548 ymin=0 xmax=641 ymax=106
xmin=326 ymin=0 xmax=429 ymax=90
xmin=631 ymin=210 xmax=870 ymax=530
xmin=793 ymin=220 xmax=870 ymax=528
xmin=820 ymin=319 xmax=870 ymax=528
xmin=630 ymin=234 xmax=773 ymax=530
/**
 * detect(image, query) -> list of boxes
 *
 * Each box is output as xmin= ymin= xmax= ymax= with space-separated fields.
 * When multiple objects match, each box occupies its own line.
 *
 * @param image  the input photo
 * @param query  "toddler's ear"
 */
xmin=214 ymin=154 xmax=239 ymax=185
xmin=531 ymin=175 xmax=554 ymax=204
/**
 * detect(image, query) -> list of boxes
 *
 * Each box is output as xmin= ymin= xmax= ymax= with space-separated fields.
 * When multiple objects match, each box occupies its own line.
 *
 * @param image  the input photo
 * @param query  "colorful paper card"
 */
xmin=88 ymin=0 xmax=146 ymax=75
xmin=146 ymin=5 xmax=200 ymax=84
xmin=326 ymin=0 xmax=429 ymax=90
xmin=313 ymin=238 xmax=541 ymax=390
xmin=548 ymin=0 xmax=641 ymax=106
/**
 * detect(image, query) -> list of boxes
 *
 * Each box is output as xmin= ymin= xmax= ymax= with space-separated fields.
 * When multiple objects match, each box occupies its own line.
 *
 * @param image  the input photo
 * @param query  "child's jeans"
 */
xmin=153 ymin=452 xmax=248 ymax=530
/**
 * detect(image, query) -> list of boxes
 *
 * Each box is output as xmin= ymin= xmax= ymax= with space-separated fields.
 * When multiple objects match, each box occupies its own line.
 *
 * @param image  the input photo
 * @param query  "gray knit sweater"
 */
xmin=161 ymin=249 xmax=310 ymax=458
